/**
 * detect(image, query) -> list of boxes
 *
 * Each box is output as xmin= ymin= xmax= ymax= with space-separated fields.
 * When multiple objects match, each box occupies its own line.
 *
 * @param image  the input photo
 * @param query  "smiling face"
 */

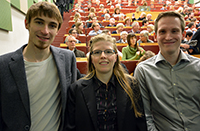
xmin=155 ymin=16 xmax=184 ymax=56
xmin=25 ymin=15 xmax=58 ymax=50
xmin=91 ymin=41 xmax=117 ymax=77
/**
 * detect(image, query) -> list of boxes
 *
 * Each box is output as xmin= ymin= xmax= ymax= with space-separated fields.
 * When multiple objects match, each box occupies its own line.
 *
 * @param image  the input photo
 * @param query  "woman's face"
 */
xmin=91 ymin=41 xmax=117 ymax=77
xmin=116 ymin=9 xmax=120 ymax=14
xmin=79 ymin=23 xmax=84 ymax=30
xmin=130 ymin=36 xmax=137 ymax=47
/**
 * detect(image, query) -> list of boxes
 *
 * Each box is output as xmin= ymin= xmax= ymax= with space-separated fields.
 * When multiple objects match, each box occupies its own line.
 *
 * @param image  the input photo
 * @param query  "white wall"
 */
xmin=0 ymin=7 xmax=29 ymax=56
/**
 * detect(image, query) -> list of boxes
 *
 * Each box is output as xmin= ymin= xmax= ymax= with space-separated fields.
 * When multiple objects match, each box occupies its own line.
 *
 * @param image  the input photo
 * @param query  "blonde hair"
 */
xmin=84 ymin=34 xmax=142 ymax=117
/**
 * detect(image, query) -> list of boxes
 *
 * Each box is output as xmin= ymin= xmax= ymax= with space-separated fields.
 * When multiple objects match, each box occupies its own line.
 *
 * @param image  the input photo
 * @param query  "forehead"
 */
xmin=157 ymin=16 xmax=181 ymax=30
xmin=68 ymin=36 xmax=76 ymax=40
xmin=93 ymin=41 xmax=114 ymax=49
xmin=31 ymin=15 xmax=59 ymax=24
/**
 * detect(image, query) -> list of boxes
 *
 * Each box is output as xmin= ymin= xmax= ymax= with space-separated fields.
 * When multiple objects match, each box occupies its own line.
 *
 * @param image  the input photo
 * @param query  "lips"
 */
xmin=99 ymin=61 xmax=109 ymax=65
xmin=37 ymin=35 xmax=50 ymax=41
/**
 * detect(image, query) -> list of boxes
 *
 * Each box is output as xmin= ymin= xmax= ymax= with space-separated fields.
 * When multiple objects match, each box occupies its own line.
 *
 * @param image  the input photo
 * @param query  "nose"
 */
xmin=100 ymin=51 xmax=106 ymax=58
xmin=165 ymin=32 xmax=172 ymax=40
xmin=41 ymin=25 xmax=49 ymax=35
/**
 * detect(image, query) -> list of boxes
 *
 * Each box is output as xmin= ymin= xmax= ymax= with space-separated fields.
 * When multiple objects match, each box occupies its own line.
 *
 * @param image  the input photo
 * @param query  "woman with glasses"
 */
xmin=66 ymin=34 xmax=147 ymax=131
xmin=122 ymin=33 xmax=145 ymax=60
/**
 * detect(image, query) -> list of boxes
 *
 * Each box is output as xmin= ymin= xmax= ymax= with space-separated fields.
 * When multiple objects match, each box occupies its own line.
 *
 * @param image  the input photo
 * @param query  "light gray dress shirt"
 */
xmin=134 ymin=51 xmax=200 ymax=131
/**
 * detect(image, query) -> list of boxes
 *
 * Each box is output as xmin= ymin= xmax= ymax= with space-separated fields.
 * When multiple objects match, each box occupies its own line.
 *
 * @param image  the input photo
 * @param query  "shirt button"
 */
xmin=105 ymin=109 xmax=107 ymax=112
xmin=105 ymin=97 xmax=107 ymax=100
xmin=24 ymin=125 xmax=30 ymax=130
xmin=173 ymin=83 xmax=176 ymax=85
xmin=172 ymin=69 xmax=174 ymax=71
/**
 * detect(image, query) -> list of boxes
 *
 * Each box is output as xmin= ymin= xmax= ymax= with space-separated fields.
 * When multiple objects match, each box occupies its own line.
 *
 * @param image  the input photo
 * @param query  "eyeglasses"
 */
xmin=91 ymin=49 xmax=115 ymax=56
xmin=69 ymin=40 xmax=76 ymax=43
xmin=72 ymin=32 xmax=77 ymax=34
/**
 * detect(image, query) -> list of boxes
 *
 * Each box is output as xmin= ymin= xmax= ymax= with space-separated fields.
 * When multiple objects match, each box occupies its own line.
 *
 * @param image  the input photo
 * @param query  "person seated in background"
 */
xmin=147 ymin=24 xmax=155 ymax=35
xmin=186 ymin=22 xmax=197 ymax=34
xmin=65 ymin=35 xmax=86 ymax=57
xmin=180 ymin=31 xmax=195 ymax=54
xmin=98 ymin=4 xmax=105 ymax=12
xmin=136 ymin=50 xmax=155 ymax=65
xmin=186 ymin=12 xmax=194 ymax=21
xmin=73 ymin=12 xmax=81 ymax=22
xmin=137 ymin=12 xmax=146 ymax=21
xmin=141 ymin=19 xmax=149 ymax=28
xmin=66 ymin=28 xmax=82 ymax=43
xmin=86 ymin=12 xmax=96 ymax=23
xmin=122 ymin=33 xmax=145 ymax=60
xmin=124 ymin=17 xmax=132 ymax=27
xmin=112 ymin=23 xmax=124 ymax=34
xmin=118 ymin=14 xmax=125 ymax=21
xmin=87 ymin=16 xmax=103 ymax=28
xmin=191 ymin=18 xmax=200 ymax=28
xmin=128 ymin=21 xmax=140 ymax=33
xmin=116 ymin=31 xmax=128 ymax=43
xmin=112 ymin=7 xmax=121 ymax=18
xmin=102 ymin=13 xmax=111 ymax=21
xmin=75 ymin=21 xmax=84 ymax=34
xmin=160 ymin=4 xmax=167 ymax=10
xmin=137 ymin=30 xmax=154 ymax=45
xmin=89 ymin=7 xmax=96 ymax=14
xmin=146 ymin=13 xmax=153 ymax=21
xmin=106 ymin=18 xmax=116 ymax=27
xmin=84 ymin=1 xmax=92 ymax=11
xmin=88 ymin=22 xmax=103 ymax=36
xmin=102 ymin=29 xmax=111 ymax=35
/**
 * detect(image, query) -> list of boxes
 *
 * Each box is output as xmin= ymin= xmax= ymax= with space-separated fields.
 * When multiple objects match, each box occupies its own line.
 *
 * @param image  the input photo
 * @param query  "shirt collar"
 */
xmin=155 ymin=50 xmax=190 ymax=65
xmin=94 ymin=74 xmax=116 ymax=91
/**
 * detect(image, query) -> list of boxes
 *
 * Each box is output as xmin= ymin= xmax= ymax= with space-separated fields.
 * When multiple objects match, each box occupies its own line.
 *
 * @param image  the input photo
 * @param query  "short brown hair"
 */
xmin=154 ymin=11 xmax=185 ymax=34
xmin=25 ymin=1 xmax=63 ymax=30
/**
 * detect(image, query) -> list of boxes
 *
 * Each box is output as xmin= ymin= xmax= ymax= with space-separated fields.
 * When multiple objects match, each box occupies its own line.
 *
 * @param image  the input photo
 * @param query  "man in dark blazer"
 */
xmin=0 ymin=2 xmax=77 ymax=131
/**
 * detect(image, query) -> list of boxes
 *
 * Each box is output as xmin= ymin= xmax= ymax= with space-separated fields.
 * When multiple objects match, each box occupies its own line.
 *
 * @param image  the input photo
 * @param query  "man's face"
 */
xmin=25 ymin=15 xmax=59 ymax=50
xmin=92 ymin=17 xmax=97 ymax=23
xmin=94 ymin=23 xmax=100 ymax=31
xmin=133 ymin=23 xmax=139 ymax=31
xmin=110 ymin=19 xmax=115 ymax=25
xmin=155 ymin=16 xmax=183 ymax=56
xmin=71 ymin=30 xmax=78 ymax=38
xmin=67 ymin=36 xmax=76 ymax=50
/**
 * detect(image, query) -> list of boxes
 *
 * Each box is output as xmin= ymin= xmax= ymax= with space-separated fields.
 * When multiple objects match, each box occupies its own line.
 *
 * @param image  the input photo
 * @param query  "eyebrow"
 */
xmin=34 ymin=17 xmax=58 ymax=26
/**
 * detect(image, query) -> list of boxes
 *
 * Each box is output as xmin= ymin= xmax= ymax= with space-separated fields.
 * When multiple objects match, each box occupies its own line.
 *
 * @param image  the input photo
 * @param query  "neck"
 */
xmin=161 ymin=50 xmax=180 ymax=65
xmin=23 ymin=44 xmax=51 ymax=62
xmin=96 ymin=71 xmax=113 ymax=84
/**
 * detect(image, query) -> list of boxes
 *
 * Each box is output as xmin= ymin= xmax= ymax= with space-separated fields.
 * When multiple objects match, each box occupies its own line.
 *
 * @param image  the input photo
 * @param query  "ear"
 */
xmin=25 ymin=19 xmax=29 ymax=30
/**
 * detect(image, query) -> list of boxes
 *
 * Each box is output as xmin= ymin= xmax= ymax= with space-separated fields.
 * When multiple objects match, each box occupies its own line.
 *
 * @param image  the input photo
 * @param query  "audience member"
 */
xmin=186 ymin=12 xmax=194 ymax=21
xmin=88 ymin=22 xmax=103 ymax=36
xmin=73 ymin=12 xmax=81 ymax=21
xmin=128 ymin=22 xmax=140 ymax=33
xmin=124 ymin=17 xmax=132 ymax=27
xmin=134 ymin=11 xmax=200 ymax=131
xmin=66 ymin=28 xmax=81 ymax=43
xmin=116 ymin=31 xmax=128 ymax=43
xmin=137 ymin=12 xmax=146 ymax=21
xmin=122 ymin=33 xmax=145 ymax=60
xmin=146 ymin=13 xmax=153 ymax=21
xmin=186 ymin=22 xmax=197 ymax=34
xmin=137 ymin=30 xmax=154 ymax=45
xmin=0 ymin=2 xmax=77 ymax=130
xmin=106 ymin=18 xmax=116 ymax=27
xmin=141 ymin=19 xmax=149 ymax=28
xmin=75 ymin=21 xmax=84 ymax=34
xmin=87 ymin=16 xmax=103 ymax=28
xmin=66 ymin=33 xmax=147 ymax=131
xmin=160 ymin=4 xmax=167 ymax=10
xmin=191 ymin=28 xmax=200 ymax=54
xmin=112 ymin=23 xmax=124 ymax=34
xmin=147 ymin=24 xmax=155 ymax=35
xmin=102 ymin=13 xmax=111 ymax=21
xmin=65 ymin=35 xmax=85 ymax=57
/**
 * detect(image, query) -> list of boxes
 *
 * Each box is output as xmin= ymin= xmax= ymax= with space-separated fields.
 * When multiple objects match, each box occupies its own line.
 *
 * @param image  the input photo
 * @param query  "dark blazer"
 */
xmin=66 ymin=76 xmax=147 ymax=131
xmin=0 ymin=44 xmax=77 ymax=131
